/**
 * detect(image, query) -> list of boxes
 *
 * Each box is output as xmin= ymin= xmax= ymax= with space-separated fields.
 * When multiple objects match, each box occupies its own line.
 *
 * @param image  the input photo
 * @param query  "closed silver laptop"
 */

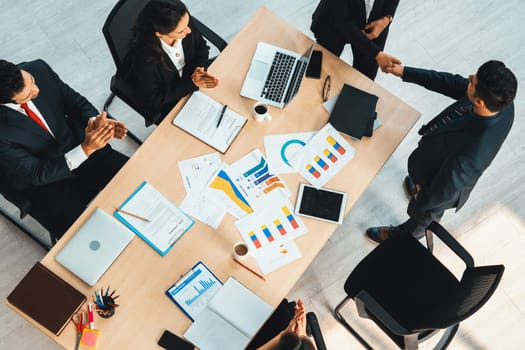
xmin=55 ymin=208 xmax=134 ymax=286
xmin=240 ymin=42 xmax=314 ymax=108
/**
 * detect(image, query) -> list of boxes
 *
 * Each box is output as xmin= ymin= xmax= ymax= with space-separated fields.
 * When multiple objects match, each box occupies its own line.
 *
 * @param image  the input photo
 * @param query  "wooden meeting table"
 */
xmin=8 ymin=7 xmax=420 ymax=349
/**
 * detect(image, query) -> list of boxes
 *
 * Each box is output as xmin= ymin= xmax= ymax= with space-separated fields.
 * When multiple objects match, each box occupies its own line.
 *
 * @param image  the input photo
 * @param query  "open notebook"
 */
xmin=172 ymin=91 xmax=247 ymax=153
xmin=184 ymin=277 xmax=272 ymax=350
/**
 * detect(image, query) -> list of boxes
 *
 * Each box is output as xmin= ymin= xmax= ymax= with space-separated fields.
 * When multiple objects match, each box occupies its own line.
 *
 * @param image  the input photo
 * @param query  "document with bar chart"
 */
xmin=165 ymin=261 xmax=222 ymax=321
xmin=290 ymin=123 xmax=356 ymax=188
xmin=234 ymin=192 xmax=307 ymax=251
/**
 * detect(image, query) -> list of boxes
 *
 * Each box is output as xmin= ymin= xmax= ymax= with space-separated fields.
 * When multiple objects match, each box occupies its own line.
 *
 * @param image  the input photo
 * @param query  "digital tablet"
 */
xmin=295 ymin=184 xmax=347 ymax=224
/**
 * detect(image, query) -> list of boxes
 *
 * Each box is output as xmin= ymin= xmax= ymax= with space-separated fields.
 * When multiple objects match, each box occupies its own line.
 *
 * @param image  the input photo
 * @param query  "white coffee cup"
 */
xmin=232 ymin=241 xmax=250 ymax=260
xmin=252 ymin=102 xmax=272 ymax=122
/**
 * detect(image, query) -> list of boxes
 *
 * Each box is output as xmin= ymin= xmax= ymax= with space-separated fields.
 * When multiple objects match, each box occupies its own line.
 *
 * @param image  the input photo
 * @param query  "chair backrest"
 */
xmin=0 ymin=175 xmax=31 ymax=219
xmin=420 ymin=264 xmax=504 ymax=330
xmin=102 ymin=0 xmax=144 ymax=69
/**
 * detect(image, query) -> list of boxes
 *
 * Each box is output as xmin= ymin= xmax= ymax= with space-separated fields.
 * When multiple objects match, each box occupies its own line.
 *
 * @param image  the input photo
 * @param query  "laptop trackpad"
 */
xmin=248 ymin=60 xmax=269 ymax=81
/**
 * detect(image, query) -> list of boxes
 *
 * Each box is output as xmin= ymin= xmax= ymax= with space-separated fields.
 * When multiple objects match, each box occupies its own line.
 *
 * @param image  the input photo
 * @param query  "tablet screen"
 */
xmin=296 ymin=184 xmax=346 ymax=223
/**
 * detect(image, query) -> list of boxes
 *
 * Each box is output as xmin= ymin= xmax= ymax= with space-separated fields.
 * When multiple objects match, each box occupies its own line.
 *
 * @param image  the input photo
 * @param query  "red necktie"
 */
xmin=20 ymin=102 xmax=51 ymax=134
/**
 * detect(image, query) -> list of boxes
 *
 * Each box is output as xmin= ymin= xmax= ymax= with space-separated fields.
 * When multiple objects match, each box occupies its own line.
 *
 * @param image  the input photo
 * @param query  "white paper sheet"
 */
xmin=178 ymin=152 xmax=222 ymax=193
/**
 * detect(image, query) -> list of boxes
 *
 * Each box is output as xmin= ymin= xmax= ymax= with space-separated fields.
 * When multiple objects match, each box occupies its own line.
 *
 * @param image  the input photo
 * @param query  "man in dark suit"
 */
xmin=311 ymin=0 xmax=400 ymax=80
xmin=366 ymin=60 xmax=517 ymax=244
xmin=0 ymin=59 xmax=129 ymax=239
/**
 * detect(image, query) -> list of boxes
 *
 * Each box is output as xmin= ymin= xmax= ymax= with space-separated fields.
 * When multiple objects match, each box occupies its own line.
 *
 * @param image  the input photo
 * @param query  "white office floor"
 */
xmin=1 ymin=1 xmax=524 ymax=349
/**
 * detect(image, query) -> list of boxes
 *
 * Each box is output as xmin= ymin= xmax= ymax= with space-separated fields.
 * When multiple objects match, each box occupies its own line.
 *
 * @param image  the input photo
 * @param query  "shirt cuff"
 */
xmin=65 ymin=145 xmax=88 ymax=170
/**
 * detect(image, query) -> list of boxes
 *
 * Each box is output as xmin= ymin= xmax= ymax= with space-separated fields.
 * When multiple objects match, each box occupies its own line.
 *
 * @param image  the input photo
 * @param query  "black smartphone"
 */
xmin=306 ymin=50 xmax=322 ymax=79
xmin=158 ymin=330 xmax=195 ymax=350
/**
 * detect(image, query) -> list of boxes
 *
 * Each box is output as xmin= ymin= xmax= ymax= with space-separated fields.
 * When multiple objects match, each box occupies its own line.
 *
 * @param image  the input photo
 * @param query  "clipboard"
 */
xmin=165 ymin=261 xmax=223 ymax=321
xmin=114 ymin=181 xmax=195 ymax=256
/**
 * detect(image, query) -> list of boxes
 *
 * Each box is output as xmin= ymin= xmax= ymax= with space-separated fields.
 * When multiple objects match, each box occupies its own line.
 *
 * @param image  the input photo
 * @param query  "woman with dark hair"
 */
xmin=123 ymin=0 xmax=218 ymax=124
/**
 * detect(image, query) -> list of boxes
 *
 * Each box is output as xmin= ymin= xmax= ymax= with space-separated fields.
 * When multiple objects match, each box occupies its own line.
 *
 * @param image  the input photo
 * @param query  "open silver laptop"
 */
xmin=56 ymin=208 xmax=134 ymax=286
xmin=240 ymin=42 xmax=314 ymax=108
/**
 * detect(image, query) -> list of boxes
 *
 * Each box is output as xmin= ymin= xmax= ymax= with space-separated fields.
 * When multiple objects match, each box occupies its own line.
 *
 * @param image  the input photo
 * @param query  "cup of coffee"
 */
xmin=252 ymin=102 xmax=272 ymax=122
xmin=233 ymin=241 xmax=250 ymax=260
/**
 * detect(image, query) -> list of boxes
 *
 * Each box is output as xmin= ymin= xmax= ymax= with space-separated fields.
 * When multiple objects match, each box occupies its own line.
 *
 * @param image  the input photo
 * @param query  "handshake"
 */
xmin=376 ymin=51 xmax=404 ymax=77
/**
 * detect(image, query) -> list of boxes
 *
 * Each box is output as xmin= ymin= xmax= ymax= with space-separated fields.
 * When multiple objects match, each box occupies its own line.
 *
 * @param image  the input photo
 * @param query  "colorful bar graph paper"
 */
xmin=314 ymin=155 xmax=329 ymax=170
xmin=326 ymin=135 xmax=346 ymax=155
xmin=323 ymin=148 xmax=337 ymax=163
xmin=282 ymin=206 xmax=299 ymax=229
xmin=274 ymin=219 xmax=287 ymax=236
xmin=306 ymin=164 xmax=321 ymax=178
xmin=248 ymin=231 xmax=262 ymax=249
xmin=261 ymin=225 xmax=275 ymax=242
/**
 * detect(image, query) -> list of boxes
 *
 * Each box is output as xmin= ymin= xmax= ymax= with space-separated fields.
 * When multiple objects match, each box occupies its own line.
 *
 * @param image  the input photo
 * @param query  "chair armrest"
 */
xmin=425 ymin=221 xmax=474 ymax=268
xmin=191 ymin=17 xmax=227 ymax=52
xmin=355 ymin=291 xmax=410 ymax=336
xmin=306 ymin=312 xmax=327 ymax=350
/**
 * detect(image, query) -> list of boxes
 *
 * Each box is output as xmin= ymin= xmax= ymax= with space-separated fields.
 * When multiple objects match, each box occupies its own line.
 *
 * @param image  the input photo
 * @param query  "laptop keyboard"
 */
xmin=261 ymin=52 xmax=296 ymax=103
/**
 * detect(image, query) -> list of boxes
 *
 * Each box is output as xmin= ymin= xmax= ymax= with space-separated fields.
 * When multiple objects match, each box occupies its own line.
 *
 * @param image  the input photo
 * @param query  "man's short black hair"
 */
xmin=475 ymin=60 xmax=517 ymax=112
xmin=0 ymin=59 xmax=24 ymax=104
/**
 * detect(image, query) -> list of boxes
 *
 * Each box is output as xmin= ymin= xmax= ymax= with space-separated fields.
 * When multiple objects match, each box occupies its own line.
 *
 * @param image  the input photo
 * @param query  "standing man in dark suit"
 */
xmin=366 ymin=60 xmax=517 ymax=243
xmin=0 ymin=59 xmax=129 ymax=239
xmin=311 ymin=0 xmax=400 ymax=80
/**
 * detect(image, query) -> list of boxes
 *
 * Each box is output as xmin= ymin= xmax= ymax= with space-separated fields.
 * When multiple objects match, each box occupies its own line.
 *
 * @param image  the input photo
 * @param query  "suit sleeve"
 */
xmin=184 ymin=21 xmax=211 ymax=73
xmin=129 ymin=52 xmax=197 ymax=112
xmin=383 ymin=0 xmax=399 ymax=18
xmin=402 ymin=66 xmax=469 ymax=100
xmin=0 ymin=140 xmax=72 ymax=190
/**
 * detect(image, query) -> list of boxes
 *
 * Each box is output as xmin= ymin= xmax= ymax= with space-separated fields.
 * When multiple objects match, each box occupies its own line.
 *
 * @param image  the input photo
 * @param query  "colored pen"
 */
xmin=216 ymin=104 xmax=227 ymax=128
xmin=117 ymin=208 xmax=151 ymax=222
xmin=234 ymin=258 xmax=266 ymax=281
xmin=88 ymin=303 xmax=95 ymax=329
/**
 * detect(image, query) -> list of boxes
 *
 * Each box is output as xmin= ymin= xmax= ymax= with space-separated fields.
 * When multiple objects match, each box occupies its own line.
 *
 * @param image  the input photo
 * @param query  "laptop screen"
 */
xmin=283 ymin=44 xmax=315 ymax=106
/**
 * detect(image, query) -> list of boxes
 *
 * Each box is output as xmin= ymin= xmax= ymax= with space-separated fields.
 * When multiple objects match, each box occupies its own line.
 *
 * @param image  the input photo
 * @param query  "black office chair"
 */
xmin=245 ymin=299 xmax=327 ymax=350
xmin=0 ymin=179 xmax=56 ymax=250
xmin=334 ymin=221 xmax=504 ymax=350
xmin=102 ymin=0 xmax=228 ymax=129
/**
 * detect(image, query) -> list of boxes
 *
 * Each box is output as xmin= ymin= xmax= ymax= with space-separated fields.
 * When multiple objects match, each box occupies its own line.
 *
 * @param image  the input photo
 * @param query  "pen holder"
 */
xmin=96 ymin=296 xmax=116 ymax=318
xmin=93 ymin=287 xmax=119 ymax=319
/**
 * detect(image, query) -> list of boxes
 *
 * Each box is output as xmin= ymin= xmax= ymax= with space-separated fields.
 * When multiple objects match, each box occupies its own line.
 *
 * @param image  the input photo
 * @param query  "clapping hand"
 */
xmin=91 ymin=112 xmax=127 ymax=140
xmin=191 ymin=67 xmax=219 ymax=88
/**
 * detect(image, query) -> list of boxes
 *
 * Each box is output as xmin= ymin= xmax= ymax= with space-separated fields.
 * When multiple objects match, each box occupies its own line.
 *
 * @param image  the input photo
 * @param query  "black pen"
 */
xmin=216 ymin=104 xmax=227 ymax=128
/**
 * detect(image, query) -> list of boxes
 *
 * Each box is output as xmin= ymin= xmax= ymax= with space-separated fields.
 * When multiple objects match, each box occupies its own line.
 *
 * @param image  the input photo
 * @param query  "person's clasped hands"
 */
xmin=81 ymin=111 xmax=127 ymax=156
xmin=191 ymin=67 xmax=219 ymax=89
xmin=286 ymin=299 xmax=307 ymax=337
xmin=362 ymin=16 xmax=391 ymax=40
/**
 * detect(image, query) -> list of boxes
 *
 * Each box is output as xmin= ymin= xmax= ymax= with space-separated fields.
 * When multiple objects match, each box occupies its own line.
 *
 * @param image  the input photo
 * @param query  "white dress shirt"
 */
xmin=160 ymin=38 xmax=186 ymax=77
xmin=5 ymin=101 xmax=88 ymax=170
xmin=364 ymin=0 xmax=375 ymax=21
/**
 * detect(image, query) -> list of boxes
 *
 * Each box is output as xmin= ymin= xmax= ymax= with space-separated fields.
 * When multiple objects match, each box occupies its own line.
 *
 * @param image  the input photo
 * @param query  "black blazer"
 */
xmin=123 ymin=19 xmax=209 ymax=121
xmin=0 ymin=59 xmax=97 ymax=190
xmin=403 ymin=67 xmax=514 ymax=216
xmin=311 ymin=0 xmax=399 ymax=58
